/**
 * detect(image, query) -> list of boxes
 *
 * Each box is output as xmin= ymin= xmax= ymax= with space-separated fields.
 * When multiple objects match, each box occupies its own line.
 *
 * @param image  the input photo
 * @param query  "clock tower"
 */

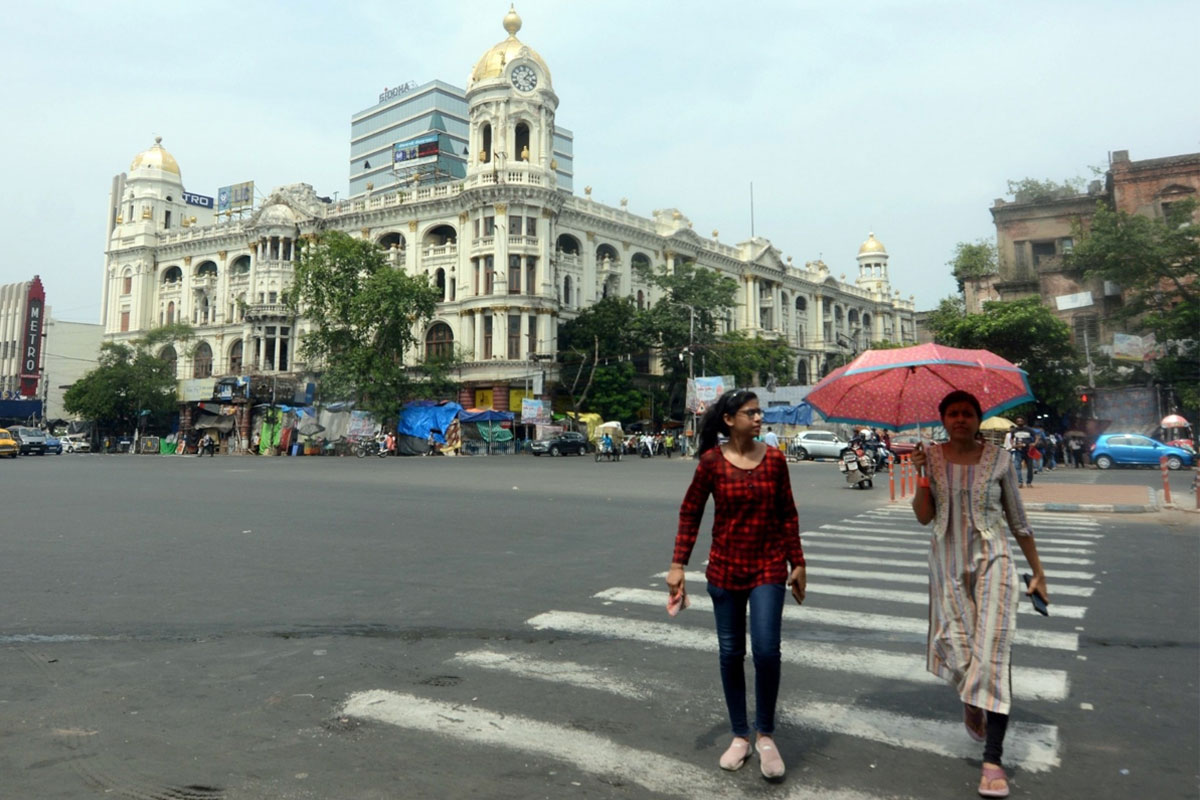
xmin=465 ymin=6 xmax=558 ymax=180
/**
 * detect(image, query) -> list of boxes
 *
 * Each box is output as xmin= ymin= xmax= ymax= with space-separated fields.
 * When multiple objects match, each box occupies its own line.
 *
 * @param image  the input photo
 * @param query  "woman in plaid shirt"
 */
xmin=667 ymin=389 xmax=806 ymax=780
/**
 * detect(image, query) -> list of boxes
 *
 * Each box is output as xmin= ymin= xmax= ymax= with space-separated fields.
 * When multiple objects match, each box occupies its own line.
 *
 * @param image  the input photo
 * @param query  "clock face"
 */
xmin=511 ymin=64 xmax=538 ymax=92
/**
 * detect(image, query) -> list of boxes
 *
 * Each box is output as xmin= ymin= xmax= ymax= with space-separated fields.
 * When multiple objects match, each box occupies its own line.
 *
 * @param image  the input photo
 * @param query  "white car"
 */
xmin=791 ymin=431 xmax=847 ymax=461
xmin=61 ymin=434 xmax=92 ymax=453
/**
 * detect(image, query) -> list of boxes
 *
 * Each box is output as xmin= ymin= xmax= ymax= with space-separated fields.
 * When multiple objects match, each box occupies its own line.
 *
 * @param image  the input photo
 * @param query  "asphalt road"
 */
xmin=1 ymin=453 xmax=1196 ymax=799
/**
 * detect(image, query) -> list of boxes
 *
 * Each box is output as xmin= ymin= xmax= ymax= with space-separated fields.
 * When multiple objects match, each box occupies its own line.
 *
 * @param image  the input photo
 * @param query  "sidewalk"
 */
xmin=888 ymin=481 xmax=1158 ymax=513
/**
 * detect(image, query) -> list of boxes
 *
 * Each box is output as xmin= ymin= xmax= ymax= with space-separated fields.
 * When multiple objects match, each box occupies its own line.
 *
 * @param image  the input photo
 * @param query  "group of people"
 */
xmin=1004 ymin=416 xmax=1087 ymax=486
xmin=668 ymin=388 xmax=1047 ymax=797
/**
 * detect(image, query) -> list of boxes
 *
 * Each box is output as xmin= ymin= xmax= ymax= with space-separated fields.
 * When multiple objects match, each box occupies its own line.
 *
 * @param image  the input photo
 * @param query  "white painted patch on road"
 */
xmin=812 ymin=564 xmax=1096 ymax=586
xmin=802 ymin=537 xmax=1092 ymax=557
xmin=451 ymin=649 xmax=657 ymax=700
xmin=803 ymin=529 xmax=1097 ymax=549
xmin=527 ymin=611 xmax=1069 ymax=702
xmin=595 ymin=587 xmax=1078 ymax=652
xmin=342 ymin=690 xmax=900 ymax=800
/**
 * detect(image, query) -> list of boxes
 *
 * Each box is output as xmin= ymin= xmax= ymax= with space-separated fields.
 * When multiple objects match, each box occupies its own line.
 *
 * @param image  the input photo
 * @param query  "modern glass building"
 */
xmin=348 ymin=79 xmax=573 ymax=197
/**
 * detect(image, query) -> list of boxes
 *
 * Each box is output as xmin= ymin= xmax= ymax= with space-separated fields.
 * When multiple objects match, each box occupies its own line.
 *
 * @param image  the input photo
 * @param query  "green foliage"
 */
xmin=704 ymin=330 xmax=793 ymax=387
xmin=585 ymin=362 xmax=645 ymax=422
xmin=927 ymin=297 xmax=1080 ymax=412
xmin=925 ymin=295 xmax=966 ymax=335
xmin=63 ymin=324 xmax=195 ymax=431
xmin=557 ymin=297 xmax=648 ymax=419
xmin=948 ymin=239 xmax=998 ymax=291
xmin=868 ymin=340 xmax=909 ymax=350
xmin=1006 ymin=176 xmax=1086 ymax=203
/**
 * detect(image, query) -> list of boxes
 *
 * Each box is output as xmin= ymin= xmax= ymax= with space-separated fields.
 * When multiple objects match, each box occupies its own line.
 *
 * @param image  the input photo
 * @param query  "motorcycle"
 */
xmin=837 ymin=437 xmax=877 ymax=489
xmin=355 ymin=438 xmax=389 ymax=458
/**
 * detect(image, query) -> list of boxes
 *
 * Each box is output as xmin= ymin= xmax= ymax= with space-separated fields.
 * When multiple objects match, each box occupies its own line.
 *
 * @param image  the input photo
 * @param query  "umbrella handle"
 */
xmin=913 ymin=442 xmax=926 ymax=478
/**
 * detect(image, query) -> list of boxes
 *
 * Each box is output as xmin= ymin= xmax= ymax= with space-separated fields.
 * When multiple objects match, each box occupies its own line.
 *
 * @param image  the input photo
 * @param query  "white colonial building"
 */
xmin=101 ymin=7 xmax=916 ymax=416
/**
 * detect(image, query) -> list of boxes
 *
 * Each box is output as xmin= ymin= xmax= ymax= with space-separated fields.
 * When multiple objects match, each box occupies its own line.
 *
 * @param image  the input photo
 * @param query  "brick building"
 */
xmin=973 ymin=149 xmax=1200 ymax=354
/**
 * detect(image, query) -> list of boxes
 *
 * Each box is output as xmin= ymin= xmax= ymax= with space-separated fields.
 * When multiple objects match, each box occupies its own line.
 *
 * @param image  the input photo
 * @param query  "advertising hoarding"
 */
xmin=1054 ymin=291 xmax=1094 ymax=311
xmin=19 ymin=277 xmax=45 ymax=397
xmin=392 ymin=134 xmax=441 ymax=167
xmin=521 ymin=398 xmax=550 ymax=425
xmin=686 ymin=375 xmax=736 ymax=414
xmin=217 ymin=181 xmax=255 ymax=212
xmin=183 ymin=191 xmax=214 ymax=209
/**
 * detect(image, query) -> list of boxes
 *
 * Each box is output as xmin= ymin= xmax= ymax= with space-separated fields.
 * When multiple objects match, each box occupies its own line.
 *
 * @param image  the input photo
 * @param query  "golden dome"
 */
xmin=130 ymin=136 xmax=181 ymax=177
xmin=470 ymin=5 xmax=552 ymax=86
xmin=858 ymin=232 xmax=886 ymax=255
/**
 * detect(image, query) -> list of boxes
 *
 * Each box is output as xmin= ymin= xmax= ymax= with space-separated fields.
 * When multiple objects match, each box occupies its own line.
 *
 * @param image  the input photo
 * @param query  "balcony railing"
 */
xmin=244 ymin=303 xmax=291 ymax=321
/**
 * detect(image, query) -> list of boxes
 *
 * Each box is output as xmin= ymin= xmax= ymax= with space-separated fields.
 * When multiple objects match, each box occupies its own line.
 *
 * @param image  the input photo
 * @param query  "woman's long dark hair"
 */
xmin=696 ymin=389 xmax=758 ymax=456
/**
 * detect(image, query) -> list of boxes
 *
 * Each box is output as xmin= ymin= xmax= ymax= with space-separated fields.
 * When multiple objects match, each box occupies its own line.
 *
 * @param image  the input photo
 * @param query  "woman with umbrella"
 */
xmin=911 ymin=390 xmax=1050 ymax=798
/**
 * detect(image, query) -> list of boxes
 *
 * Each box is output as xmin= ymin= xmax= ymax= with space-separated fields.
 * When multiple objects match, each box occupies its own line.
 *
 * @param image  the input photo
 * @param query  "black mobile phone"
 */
xmin=1022 ymin=573 xmax=1049 ymax=616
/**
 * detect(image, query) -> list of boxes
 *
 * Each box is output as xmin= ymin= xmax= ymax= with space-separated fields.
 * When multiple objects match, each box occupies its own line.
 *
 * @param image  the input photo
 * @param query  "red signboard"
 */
xmin=19 ymin=276 xmax=45 ymax=397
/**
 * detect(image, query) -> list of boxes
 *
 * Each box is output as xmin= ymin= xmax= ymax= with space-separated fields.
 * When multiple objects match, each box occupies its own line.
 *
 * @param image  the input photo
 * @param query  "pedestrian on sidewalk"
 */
xmin=910 ymin=390 xmax=1050 ymax=799
xmin=1007 ymin=417 xmax=1037 ymax=486
xmin=1068 ymin=436 xmax=1084 ymax=468
xmin=667 ymin=389 xmax=806 ymax=782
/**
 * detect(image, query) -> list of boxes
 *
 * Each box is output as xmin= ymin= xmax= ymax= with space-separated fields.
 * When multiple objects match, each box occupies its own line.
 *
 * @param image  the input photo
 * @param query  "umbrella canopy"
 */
xmin=297 ymin=422 xmax=326 ymax=437
xmin=805 ymin=344 xmax=1034 ymax=432
xmin=1161 ymin=414 xmax=1190 ymax=428
xmin=980 ymin=416 xmax=1015 ymax=431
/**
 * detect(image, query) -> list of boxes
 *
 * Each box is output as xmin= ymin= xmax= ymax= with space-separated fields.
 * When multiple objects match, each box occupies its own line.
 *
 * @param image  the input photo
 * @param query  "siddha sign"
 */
xmin=378 ymin=80 xmax=417 ymax=104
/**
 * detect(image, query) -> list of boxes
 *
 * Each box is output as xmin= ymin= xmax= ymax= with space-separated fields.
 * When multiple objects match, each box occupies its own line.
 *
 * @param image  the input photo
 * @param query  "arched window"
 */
xmin=425 ymin=322 xmax=454 ymax=361
xmin=196 ymin=261 xmax=218 ymax=279
xmin=637 ymin=290 xmax=645 ymax=310
xmin=121 ymin=268 xmax=133 ymax=295
xmin=596 ymin=243 xmax=619 ymax=265
xmin=231 ymin=255 xmax=251 ymax=275
xmin=377 ymin=231 xmax=406 ymax=250
xmin=797 ymin=360 xmax=809 ymax=385
xmin=795 ymin=296 xmax=807 ymax=314
xmin=424 ymin=224 xmax=457 ymax=247
xmin=166 ymin=301 xmax=175 ymax=324
xmin=563 ymin=275 xmax=572 ymax=307
xmin=193 ymin=341 xmax=213 ymax=378
xmin=435 ymin=268 xmax=446 ymax=300
xmin=162 ymin=266 xmax=183 ymax=284
xmin=481 ymin=123 xmax=492 ymax=163
xmin=556 ymin=234 xmax=581 ymax=255
xmin=160 ymin=345 xmax=177 ymax=378
xmin=229 ymin=340 xmax=243 ymax=373
xmin=514 ymin=122 xmax=531 ymax=161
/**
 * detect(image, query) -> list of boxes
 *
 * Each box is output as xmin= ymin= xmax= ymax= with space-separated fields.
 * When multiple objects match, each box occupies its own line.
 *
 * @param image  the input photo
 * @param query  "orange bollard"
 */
xmin=907 ymin=455 xmax=916 ymax=495
xmin=899 ymin=456 xmax=907 ymax=499
xmin=888 ymin=455 xmax=896 ymax=502
xmin=1160 ymin=456 xmax=1173 ymax=506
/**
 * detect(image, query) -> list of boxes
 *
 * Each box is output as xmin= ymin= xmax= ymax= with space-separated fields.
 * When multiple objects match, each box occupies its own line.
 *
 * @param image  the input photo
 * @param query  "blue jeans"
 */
xmin=1012 ymin=450 xmax=1034 ymax=485
xmin=707 ymin=582 xmax=785 ymax=737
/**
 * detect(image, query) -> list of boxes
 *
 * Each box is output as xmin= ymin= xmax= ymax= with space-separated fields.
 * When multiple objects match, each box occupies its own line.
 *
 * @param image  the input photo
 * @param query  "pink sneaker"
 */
xmin=718 ymin=737 xmax=752 ymax=771
xmin=757 ymin=736 xmax=785 ymax=780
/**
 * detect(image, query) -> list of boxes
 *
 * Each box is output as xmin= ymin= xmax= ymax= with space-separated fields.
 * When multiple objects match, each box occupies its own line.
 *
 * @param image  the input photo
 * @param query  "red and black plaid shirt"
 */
xmin=674 ymin=446 xmax=804 ymax=590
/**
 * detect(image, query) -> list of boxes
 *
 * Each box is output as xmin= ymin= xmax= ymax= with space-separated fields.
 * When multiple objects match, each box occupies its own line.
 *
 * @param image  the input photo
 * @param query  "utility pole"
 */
xmin=673 ymin=302 xmax=696 ymax=455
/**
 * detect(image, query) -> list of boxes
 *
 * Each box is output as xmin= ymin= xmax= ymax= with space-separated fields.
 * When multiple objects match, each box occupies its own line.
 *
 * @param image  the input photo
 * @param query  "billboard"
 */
xmin=521 ymin=398 xmax=550 ymax=425
xmin=217 ymin=181 xmax=254 ymax=212
xmin=392 ymin=134 xmax=441 ymax=167
xmin=183 ymin=191 xmax=214 ymax=209
xmin=19 ymin=277 xmax=45 ymax=397
xmin=686 ymin=375 xmax=736 ymax=414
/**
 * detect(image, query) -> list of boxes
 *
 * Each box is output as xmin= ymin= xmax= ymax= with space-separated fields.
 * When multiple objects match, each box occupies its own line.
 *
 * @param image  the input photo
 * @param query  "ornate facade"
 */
xmin=102 ymin=8 xmax=916 ymax=412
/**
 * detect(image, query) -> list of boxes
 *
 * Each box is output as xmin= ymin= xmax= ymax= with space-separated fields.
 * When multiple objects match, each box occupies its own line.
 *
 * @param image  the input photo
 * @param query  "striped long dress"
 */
xmin=926 ymin=443 xmax=1033 ymax=715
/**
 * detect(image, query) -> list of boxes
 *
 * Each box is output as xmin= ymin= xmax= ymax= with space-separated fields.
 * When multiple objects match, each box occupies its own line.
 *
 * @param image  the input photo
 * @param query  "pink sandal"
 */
xmin=964 ymin=704 xmax=986 ymax=743
xmin=978 ymin=763 xmax=1009 ymax=798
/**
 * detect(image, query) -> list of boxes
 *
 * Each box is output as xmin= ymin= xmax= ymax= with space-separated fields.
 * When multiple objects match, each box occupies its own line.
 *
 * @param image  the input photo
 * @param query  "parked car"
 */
xmin=530 ymin=431 xmax=592 ymax=456
xmin=44 ymin=435 xmax=63 ymax=455
xmin=0 ymin=428 xmax=18 ymax=458
xmin=61 ymin=434 xmax=92 ymax=453
xmin=791 ymin=431 xmax=847 ymax=461
xmin=1090 ymin=433 xmax=1194 ymax=470
xmin=888 ymin=434 xmax=923 ymax=457
xmin=10 ymin=426 xmax=47 ymax=456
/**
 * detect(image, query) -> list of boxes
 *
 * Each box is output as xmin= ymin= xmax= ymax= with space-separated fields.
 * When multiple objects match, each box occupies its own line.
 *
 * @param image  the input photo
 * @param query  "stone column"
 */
xmin=408 ymin=221 xmax=420 ymax=275
xmin=520 ymin=310 xmax=530 ymax=360
xmin=493 ymin=382 xmax=509 ymax=412
xmin=461 ymin=311 xmax=475 ymax=361
xmin=814 ymin=295 xmax=825 ymax=348
xmin=494 ymin=204 xmax=509 ymax=295
xmin=475 ymin=310 xmax=486 ymax=360
xmin=238 ymin=404 xmax=251 ymax=454
xmin=458 ymin=386 xmax=473 ymax=408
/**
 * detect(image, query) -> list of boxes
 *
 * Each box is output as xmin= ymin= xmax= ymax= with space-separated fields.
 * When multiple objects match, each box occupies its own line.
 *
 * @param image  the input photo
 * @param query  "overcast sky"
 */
xmin=2 ymin=0 xmax=1196 ymax=323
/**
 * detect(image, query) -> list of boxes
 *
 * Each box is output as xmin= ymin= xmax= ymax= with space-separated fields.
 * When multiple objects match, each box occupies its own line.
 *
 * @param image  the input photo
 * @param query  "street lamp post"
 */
xmin=672 ymin=302 xmax=696 ymax=455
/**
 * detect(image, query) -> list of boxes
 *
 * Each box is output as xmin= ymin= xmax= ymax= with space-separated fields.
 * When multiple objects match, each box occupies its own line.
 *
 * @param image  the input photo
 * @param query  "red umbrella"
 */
xmin=805 ymin=344 xmax=1034 ymax=431
xmin=1161 ymin=414 xmax=1189 ymax=428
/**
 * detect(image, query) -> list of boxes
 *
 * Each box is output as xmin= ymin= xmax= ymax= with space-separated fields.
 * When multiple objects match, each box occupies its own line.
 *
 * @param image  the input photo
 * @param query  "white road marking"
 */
xmin=802 ymin=537 xmax=1092 ymax=557
xmin=813 ymin=564 xmax=1096 ymax=584
xmin=527 ymin=611 xmax=1070 ymax=702
xmin=595 ymin=587 xmax=1078 ymax=651
xmin=343 ymin=691 xmax=902 ymax=800
xmin=804 ymin=529 xmax=1099 ymax=548
xmin=450 ymin=649 xmax=659 ymax=700
xmin=828 ymin=521 xmax=1103 ymax=540
xmin=806 ymin=552 xmax=1093 ymax=569
xmin=865 ymin=509 xmax=1101 ymax=530
xmin=654 ymin=571 xmax=1094 ymax=601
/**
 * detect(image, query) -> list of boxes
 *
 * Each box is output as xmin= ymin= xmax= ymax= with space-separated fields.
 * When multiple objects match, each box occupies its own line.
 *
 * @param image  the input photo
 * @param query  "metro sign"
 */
xmin=19 ymin=276 xmax=45 ymax=397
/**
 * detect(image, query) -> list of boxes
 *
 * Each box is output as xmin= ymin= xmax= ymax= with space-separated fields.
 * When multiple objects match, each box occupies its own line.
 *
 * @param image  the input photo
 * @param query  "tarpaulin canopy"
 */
xmin=194 ymin=413 xmax=236 ymax=432
xmin=459 ymin=408 xmax=514 ymax=423
xmin=398 ymin=400 xmax=463 ymax=443
xmin=762 ymin=403 xmax=814 ymax=426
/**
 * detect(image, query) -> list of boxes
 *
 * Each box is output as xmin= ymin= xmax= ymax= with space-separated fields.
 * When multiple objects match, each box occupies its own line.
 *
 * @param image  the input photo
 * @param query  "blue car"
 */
xmin=44 ymin=435 xmax=63 ymax=455
xmin=1090 ymin=433 xmax=1194 ymax=470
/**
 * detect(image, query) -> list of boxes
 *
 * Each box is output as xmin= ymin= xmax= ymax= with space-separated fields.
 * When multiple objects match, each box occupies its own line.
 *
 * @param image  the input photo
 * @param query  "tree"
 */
xmin=585 ymin=362 xmax=646 ymax=422
xmin=286 ymin=231 xmax=441 ymax=422
xmin=704 ymin=330 xmax=793 ymax=388
xmin=926 ymin=297 xmax=1080 ymax=413
xmin=948 ymin=239 xmax=997 ymax=291
xmin=557 ymin=297 xmax=647 ymax=423
xmin=1066 ymin=197 xmax=1199 ymax=409
xmin=925 ymin=295 xmax=966 ymax=334
xmin=64 ymin=324 xmax=194 ymax=433
xmin=1006 ymin=176 xmax=1086 ymax=203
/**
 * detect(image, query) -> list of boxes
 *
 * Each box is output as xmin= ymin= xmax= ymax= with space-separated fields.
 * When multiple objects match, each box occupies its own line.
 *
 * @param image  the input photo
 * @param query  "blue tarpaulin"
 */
xmin=0 ymin=400 xmax=42 ymax=421
xmin=762 ymin=403 xmax=814 ymax=426
xmin=459 ymin=409 xmax=515 ymax=423
xmin=398 ymin=401 xmax=463 ymax=443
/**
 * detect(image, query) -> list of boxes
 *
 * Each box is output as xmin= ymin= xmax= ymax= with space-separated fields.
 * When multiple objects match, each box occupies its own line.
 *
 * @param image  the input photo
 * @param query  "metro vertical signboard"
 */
xmin=19 ymin=276 xmax=45 ymax=397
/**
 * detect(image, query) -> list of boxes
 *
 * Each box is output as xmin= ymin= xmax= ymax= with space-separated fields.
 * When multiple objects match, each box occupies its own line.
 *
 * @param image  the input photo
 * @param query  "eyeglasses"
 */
xmin=738 ymin=408 xmax=765 ymax=419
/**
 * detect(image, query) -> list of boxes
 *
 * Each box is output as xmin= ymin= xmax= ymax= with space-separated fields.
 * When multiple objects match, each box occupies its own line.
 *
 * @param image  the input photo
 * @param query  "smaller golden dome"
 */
xmin=130 ymin=136 xmax=181 ymax=177
xmin=858 ymin=232 xmax=886 ymax=255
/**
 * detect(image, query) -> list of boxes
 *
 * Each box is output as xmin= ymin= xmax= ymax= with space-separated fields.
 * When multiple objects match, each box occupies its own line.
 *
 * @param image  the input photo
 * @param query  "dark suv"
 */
xmin=530 ymin=431 xmax=592 ymax=456
xmin=11 ymin=426 xmax=48 ymax=455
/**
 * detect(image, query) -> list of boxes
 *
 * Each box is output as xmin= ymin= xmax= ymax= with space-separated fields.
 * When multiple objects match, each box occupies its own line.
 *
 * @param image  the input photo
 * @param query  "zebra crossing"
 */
xmin=344 ymin=505 xmax=1104 ymax=797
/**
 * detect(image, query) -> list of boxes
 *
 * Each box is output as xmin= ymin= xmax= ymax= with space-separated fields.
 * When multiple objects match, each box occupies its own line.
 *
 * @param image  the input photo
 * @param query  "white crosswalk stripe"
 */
xmin=343 ymin=505 xmax=1101 ymax=789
